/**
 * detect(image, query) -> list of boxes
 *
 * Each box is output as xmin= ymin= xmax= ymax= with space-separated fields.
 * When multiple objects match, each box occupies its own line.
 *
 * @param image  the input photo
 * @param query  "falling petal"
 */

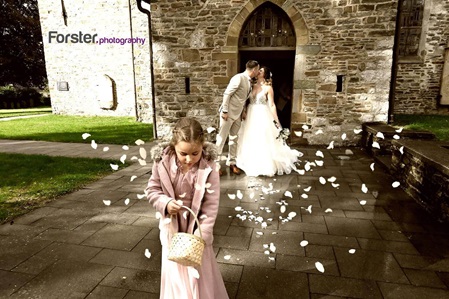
xmin=393 ymin=134 xmax=400 ymax=140
xmin=304 ymin=163 xmax=311 ymax=171
xmin=155 ymin=212 xmax=162 ymax=219
xmin=120 ymin=154 xmax=127 ymax=164
xmin=284 ymin=191 xmax=293 ymax=198
xmin=130 ymin=175 xmax=137 ymax=182
xmin=137 ymin=194 xmax=146 ymax=199
xmin=124 ymin=198 xmax=130 ymax=205
xmin=216 ymin=135 xmax=222 ymax=144
xmin=301 ymin=193 xmax=308 ymax=199
xmin=392 ymin=181 xmax=400 ymax=188
xmin=235 ymin=206 xmax=243 ymax=211
xmin=205 ymin=182 xmax=212 ymax=189
xmin=135 ymin=139 xmax=145 ymax=145
xmin=190 ymin=268 xmax=200 ymax=279
xmin=341 ymin=133 xmax=347 ymax=140
xmin=354 ymin=128 xmax=362 ymax=134
xmin=361 ymin=184 xmax=368 ymax=193
xmin=145 ymin=249 xmax=151 ymax=259
xmin=302 ymin=124 xmax=309 ymax=130
xmin=256 ymin=231 xmax=264 ymax=236
xmin=122 ymin=145 xmax=129 ymax=150
xmin=376 ymin=132 xmax=385 ymax=139
xmin=396 ymin=127 xmax=403 ymax=133
xmin=206 ymin=127 xmax=216 ymax=133
xmin=306 ymin=205 xmax=312 ymax=214
xmin=103 ymin=147 xmax=109 ymax=152
xmin=237 ymin=190 xmax=243 ymax=200
xmin=139 ymin=148 xmax=147 ymax=159
xmin=327 ymin=141 xmax=334 ymax=150
xmin=304 ymin=186 xmax=312 ymax=192
xmin=370 ymin=163 xmax=375 ymax=171
xmin=82 ymin=133 xmax=91 ymax=139
xmin=215 ymin=163 xmax=221 ymax=172
xmin=224 ymin=255 xmax=231 ymax=260
xmin=183 ymin=211 xmax=188 ymax=220
xmin=228 ymin=194 xmax=236 ymax=200
xmin=269 ymin=243 xmax=276 ymax=252
xmin=345 ymin=149 xmax=354 ymax=155
xmin=138 ymin=159 xmax=147 ymax=166
xmin=264 ymin=250 xmax=270 ymax=255
xmin=249 ymin=191 xmax=255 ymax=199
xmin=195 ymin=183 xmax=202 ymax=191
xmin=319 ymin=177 xmax=326 ymax=185
xmin=325 ymin=208 xmax=333 ymax=213
xmin=229 ymin=135 xmax=238 ymax=140
xmin=280 ymin=205 xmax=286 ymax=213
xmin=399 ymin=146 xmax=404 ymax=154
xmin=110 ymin=163 xmax=119 ymax=171
xmin=103 ymin=200 xmax=111 ymax=206
xmin=176 ymin=200 xmax=183 ymax=206
xmin=372 ymin=141 xmax=380 ymax=149
xmin=316 ymin=150 xmax=324 ymax=158
xmin=297 ymin=169 xmax=305 ymax=175
xmin=360 ymin=200 xmax=367 ymax=206
xmin=332 ymin=183 xmax=340 ymax=188
xmin=294 ymin=131 xmax=303 ymax=137
xmin=206 ymin=189 xmax=215 ymax=194
xmin=288 ymin=211 xmax=297 ymax=218
xmin=179 ymin=192 xmax=187 ymax=198
xmin=91 ymin=140 xmax=98 ymax=149
xmin=327 ymin=176 xmax=337 ymax=183
xmin=315 ymin=129 xmax=323 ymax=135
xmin=349 ymin=249 xmax=356 ymax=254
xmin=315 ymin=262 xmax=325 ymax=273
xmin=316 ymin=160 xmax=324 ymax=166
xmin=131 ymin=156 xmax=138 ymax=160
xmin=261 ymin=222 xmax=267 ymax=229
xmin=300 ymin=240 xmax=308 ymax=247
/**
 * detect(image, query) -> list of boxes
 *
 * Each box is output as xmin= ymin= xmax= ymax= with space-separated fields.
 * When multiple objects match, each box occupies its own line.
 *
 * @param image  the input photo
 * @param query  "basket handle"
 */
xmin=170 ymin=205 xmax=203 ymax=239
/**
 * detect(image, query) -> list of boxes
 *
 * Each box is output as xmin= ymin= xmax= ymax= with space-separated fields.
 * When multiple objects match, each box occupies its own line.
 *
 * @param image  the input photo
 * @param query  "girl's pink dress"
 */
xmin=147 ymin=144 xmax=228 ymax=299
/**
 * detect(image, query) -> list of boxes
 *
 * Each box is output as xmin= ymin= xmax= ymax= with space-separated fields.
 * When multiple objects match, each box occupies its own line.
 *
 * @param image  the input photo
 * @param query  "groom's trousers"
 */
xmin=216 ymin=116 xmax=241 ymax=166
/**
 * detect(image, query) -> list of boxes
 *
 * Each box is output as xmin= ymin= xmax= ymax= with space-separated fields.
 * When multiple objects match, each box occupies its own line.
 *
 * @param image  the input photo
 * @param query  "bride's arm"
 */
xmin=266 ymin=86 xmax=281 ymax=127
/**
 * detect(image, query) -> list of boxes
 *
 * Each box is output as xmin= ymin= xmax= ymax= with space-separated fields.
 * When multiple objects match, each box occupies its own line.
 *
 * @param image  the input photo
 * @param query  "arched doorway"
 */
xmin=238 ymin=2 xmax=296 ymax=129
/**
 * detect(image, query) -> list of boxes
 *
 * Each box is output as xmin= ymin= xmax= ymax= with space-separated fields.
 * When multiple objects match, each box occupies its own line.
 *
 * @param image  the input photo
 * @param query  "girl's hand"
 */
xmin=167 ymin=200 xmax=183 ymax=215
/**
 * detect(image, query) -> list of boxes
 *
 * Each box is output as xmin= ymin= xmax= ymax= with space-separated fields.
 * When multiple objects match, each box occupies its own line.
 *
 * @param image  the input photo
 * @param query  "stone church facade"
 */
xmin=37 ymin=0 xmax=449 ymax=144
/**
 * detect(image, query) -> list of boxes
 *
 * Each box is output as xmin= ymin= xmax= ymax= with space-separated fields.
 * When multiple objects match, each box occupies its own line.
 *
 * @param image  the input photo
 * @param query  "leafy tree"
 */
xmin=0 ymin=0 xmax=47 ymax=88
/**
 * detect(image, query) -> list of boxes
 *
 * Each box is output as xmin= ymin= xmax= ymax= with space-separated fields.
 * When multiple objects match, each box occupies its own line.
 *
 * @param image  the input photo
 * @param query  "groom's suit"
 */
xmin=216 ymin=71 xmax=252 ymax=166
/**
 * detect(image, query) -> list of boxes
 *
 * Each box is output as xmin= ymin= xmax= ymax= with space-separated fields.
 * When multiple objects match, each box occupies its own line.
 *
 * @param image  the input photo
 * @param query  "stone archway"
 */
xmin=223 ymin=0 xmax=310 ymax=128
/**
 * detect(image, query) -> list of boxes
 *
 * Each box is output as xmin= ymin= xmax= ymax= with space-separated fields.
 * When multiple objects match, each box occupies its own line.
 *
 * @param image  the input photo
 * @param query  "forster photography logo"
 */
xmin=48 ymin=31 xmax=146 ymax=45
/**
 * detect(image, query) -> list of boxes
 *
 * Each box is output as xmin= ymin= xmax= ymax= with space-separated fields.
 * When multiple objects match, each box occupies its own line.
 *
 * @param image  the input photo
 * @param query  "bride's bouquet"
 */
xmin=274 ymin=120 xmax=290 ymax=145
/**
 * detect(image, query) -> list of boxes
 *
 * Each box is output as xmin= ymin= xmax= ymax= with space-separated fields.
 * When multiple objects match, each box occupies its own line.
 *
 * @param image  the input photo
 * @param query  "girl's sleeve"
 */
xmin=194 ymin=164 xmax=220 ymax=246
xmin=146 ymin=161 xmax=173 ymax=216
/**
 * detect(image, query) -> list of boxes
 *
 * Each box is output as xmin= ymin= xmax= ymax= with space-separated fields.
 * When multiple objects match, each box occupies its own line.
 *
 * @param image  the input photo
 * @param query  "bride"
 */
xmin=236 ymin=66 xmax=302 ymax=177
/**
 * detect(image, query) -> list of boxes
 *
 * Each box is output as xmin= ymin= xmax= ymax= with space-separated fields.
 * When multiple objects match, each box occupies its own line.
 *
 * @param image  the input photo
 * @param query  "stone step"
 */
xmin=289 ymin=122 xmax=309 ymax=146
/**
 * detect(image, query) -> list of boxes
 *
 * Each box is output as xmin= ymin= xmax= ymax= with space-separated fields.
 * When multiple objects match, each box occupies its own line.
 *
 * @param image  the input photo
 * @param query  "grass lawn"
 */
xmin=0 ymin=107 xmax=52 ymax=118
xmin=0 ymin=115 xmax=153 ymax=144
xmin=394 ymin=114 xmax=449 ymax=142
xmin=0 ymin=153 xmax=126 ymax=223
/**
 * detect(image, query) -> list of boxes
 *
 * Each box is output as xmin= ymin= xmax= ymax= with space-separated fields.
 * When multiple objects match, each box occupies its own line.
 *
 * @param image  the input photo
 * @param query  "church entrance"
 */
xmin=237 ymin=2 xmax=296 ymax=130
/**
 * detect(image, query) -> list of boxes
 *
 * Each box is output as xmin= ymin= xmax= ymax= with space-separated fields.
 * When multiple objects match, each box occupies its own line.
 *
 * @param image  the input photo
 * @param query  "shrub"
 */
xmin=0 ymin=85 xmax=47 ymax=109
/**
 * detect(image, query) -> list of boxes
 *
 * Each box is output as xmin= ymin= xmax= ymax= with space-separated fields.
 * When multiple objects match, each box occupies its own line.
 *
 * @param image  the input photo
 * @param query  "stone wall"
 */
xmin=37 ymin=0 xmax=151 ymax=118
xmin=394 ymin=0 xmax=449 ymax=115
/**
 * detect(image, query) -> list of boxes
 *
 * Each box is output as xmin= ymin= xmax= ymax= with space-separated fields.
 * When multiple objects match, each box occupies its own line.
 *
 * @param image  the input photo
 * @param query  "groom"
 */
xmin=216 ymin=60 xmax=260 ymax=175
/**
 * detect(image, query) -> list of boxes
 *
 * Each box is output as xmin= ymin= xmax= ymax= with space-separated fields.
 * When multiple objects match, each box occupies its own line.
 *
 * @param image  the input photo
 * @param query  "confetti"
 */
xmin=361 ymin=184 xmax=368 ymax=193
xmin=392 ymin=181 xmax=400 ymax=188
xmin=110 ymin=163 xmax=119 ymax=170
xmin=284 ymin=191 xmax=293 ymax=198
xmin=376 ymin=132 xmax=385 ymax=139
xmin=183 ymin=211 xmax=188 ymax=220
xmin=300 ymin=240 xmax=308 ymax=247
xmin=103 ymin=147 xmax=109 ymax=152
xmin=315 ymin=262 xmax=325 ymax=273
xmin=349 ymin=249 xmax=356 ymax=254
xmin=82 ymin=133 xmax=91 ymax=139
xmin=103 ymin=200 xmax=111 ymax=206
xmin=120 ymin=154 xmax=127 ymax=164
xmin=91 ymin=140 xmax=98 ymax=149
xmin=145 ymin=249 xmax=151 ymax=259
xmin=135 ymin=139 xmax=145 ymax=145
xmin=124 ymin=198 xmax=130 ymax=205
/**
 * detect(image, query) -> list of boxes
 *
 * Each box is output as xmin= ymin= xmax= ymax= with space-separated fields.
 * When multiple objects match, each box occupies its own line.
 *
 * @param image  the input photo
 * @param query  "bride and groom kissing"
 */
xmin=216 ymin=60 xmax=302 ymax=177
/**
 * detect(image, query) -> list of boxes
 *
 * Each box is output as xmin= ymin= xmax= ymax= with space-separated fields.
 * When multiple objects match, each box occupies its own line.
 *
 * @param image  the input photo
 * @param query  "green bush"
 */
xmin=0 ymin=85 xmax=47 ymax=109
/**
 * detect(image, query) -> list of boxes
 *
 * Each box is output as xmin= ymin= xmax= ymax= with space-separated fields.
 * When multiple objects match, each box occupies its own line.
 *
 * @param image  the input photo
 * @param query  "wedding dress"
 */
xmin=236 ymin=89 xmax=302 ymax=177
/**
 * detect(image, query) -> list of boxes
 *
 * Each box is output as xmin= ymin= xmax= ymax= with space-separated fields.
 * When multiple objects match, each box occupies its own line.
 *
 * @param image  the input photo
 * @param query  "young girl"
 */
xmin=146 ymin=117 xmax=229 ymax=299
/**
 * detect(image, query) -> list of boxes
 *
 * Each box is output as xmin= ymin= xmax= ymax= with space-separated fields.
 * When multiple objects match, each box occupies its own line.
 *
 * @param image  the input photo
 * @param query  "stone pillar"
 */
xmin=441 ymin=43 xmax=449 ymax=105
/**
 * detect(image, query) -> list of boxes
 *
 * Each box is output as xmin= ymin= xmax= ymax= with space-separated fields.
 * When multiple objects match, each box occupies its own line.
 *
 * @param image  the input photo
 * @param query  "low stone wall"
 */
xmin=390 ymin=139 xmax=449 ymax=222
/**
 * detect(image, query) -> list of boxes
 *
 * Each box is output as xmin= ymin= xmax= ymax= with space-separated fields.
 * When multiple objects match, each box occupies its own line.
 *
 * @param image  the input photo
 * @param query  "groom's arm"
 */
xmin=221 ymin=74 xmax=241 ymax=113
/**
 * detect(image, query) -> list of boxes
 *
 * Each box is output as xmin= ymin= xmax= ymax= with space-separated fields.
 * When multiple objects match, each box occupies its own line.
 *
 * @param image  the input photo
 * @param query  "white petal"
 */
xmin=249 ymin=191 xmax=255 ymax=199
xmin=163 ymin=218 xmax=172 ymax=224
xmin=155 ymin=212 xmax=162 ymax=219
xmin=183 ymin=211 xmax=188 ymax=220
xmin=124 ymin=198 xmax=130 ymax=205
xmin=393 ymin=134 xmax=400 ymax=140
xmin=319 ymin=177 xmax=326 ymax=185
xmin=341 ymin=133 xmax=347 ymax=140
xmin=206 ymin=189 xmax=215 ymax=194
xmin=138 ymin=159 xmax=147 ymax=166
xmin=327 ymin=141 xmax=334 ymax=150
xmin=120 ymin=154 xmax=127 ymax=164
xmin=296 ymin=169 xmax=305 ymax=175
xmin=82 ymin=133 xmax=91 ymax=139
xmin=268 ymin=256 xmax=275 ymax=261
xmin=392 ymin=181 xmax=400 ymax=188
xmin=228 ymin=141 xmax=235 ymax=145
xmin=315 ymin=160 xmax=324 ymax=166
xmin=216 ymin=135 xmax=222 ymax=145
xmin=264 ymin=250 xmax=270 ymax=255
xmin=137 ymin=193 xmax=146 ymax=199
xmin=359 ymin=200 xmax=367 ymax=205
xmin=315 ymin=129 xmax=323 ymax=135
xmin=399 ymin=146 xmax=404 ymax=154
xmin=228 ymin=194 xmax=236 ymax=200
xmin=325 ymin=208 xmax=333 ymax=213
xmin=269 ymin=243 xmax=276 ymax=252
xmin=288 ymin=211 xmax=297 ymax=218
xmin=205 ymin=182 xmax=212 ymax=189
xmin=91 ymin=140 xmax=98 ymax=149
xmin=327 ymin=176 xmax=337 ymax=183
xmin=135 ymin=139 xmax=145 ymax=145
xmin=122 ymin=145 xmax=129 ymax=150
xmin=376 ymin=132 xmax=385 ymax=139
xmin=316 ymin=150 xmax=324 ymax=158
xmin=349 ymin=249 xmax=356 ymax=254
xmin=130 ymin=175 xmax=137 ymax=182
xmin=139 ymin=147 xmax=147 ymax=159
xmin=224 ymin=255 xmax=231 ymax=260
xmin=237 ymin=190 xmax=243 ymax=199
xmin=235 ymin=206 xmax=243 ymax=212
xmin=190 ymin=268 xmax=200 ymax=279
xmin=396 ymin=127 xmax=403 ymax=133
xmin=354 ymin=128 xmax=362 ymax=134
xmin=280 ymin=205 xmax=286 ymax=213
xmin=304 ymin=163 xmax=311 ymax=171
xmin=294 ymin=131 xmax=302 ymax=137
xmin=332 ymin=183 xmax=340 ymax=188
xmin=103 ymin=200 xmax=111 ymax=206
xmin=229 ymin=135 xmax=238 ymax=140
xmin=361 ymin=184 xmax=368 ymax=193
xmin=306 ymin=205 xmax=312 ymax=214
xmin=372 ymin=141 xmax=380 ymax=149
xmin=179 ymin=192 xmax=186 ymax=198
xmin=315 ymin=261 xmax=325 ymax=273
xmin=304 ymin=186 xmax=312 ymax=192
xmin=195 ymin=183 xmax=202 ymax=190
xmin=370 ymin=163 xmax=375 ymax=171
xmin=301 ymin=193 xmax=308 ymax=199
xmin=206 ymin=127 xmax=216 ymax=133
xmin=145 ymin=249 xmax=151 ymax=259
xmin=256 ymin=231 xmax=264 ymax=235
xmin=131 ymin=156 xmax=138 ymax=160
xmin=345 ymin=149 xmax=353 ymax=155
xmin=103 ymin=146 xmax=109 ymax=152
xmin=261 ymin=222 xmax=267 ymax=229
xmin=200 ymin=214 xmax=208 ymax=219
xmin=300 ymin=240 xmax=308 ymax=247
xmin=284 ymin=191 xmax=293 ymax=198
xmin=110 ymin=163 xmax=119 ymax=171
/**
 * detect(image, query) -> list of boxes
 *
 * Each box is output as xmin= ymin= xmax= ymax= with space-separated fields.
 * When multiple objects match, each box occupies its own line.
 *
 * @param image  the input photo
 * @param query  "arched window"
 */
xmin=398 ymin=0 xmax=425 ymax=58
xmin=239 ymin=3 xmax=295 ymax=50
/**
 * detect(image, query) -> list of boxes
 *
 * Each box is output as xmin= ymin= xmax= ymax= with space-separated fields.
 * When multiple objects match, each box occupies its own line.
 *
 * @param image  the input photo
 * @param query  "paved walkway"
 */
xmin=1 ymin=139 xmax=449 ymax=298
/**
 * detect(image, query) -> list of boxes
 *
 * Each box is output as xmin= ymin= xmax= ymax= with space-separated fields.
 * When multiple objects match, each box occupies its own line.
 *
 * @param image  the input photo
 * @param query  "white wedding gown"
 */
xmin=236 ymin=89 xmax=302 ymax=177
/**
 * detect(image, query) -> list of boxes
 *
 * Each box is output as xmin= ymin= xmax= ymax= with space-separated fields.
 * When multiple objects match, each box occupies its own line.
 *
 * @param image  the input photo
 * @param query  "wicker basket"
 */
xmin=167 ymin=206 xmax=205 ymax=267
